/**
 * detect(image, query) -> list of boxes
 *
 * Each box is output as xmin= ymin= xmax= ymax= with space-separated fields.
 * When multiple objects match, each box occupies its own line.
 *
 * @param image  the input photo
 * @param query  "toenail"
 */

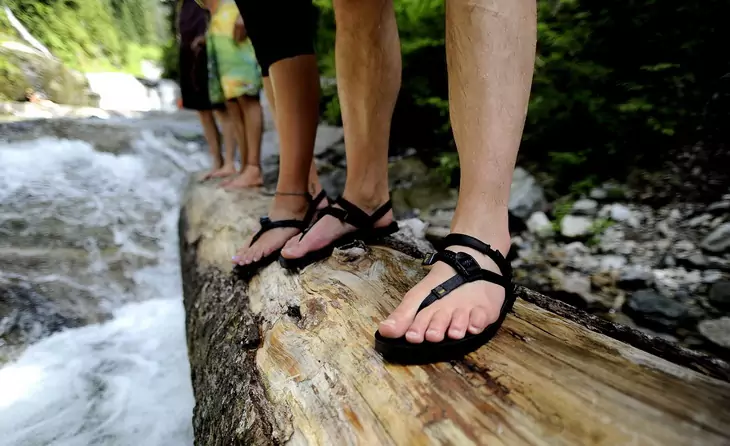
xmin=232 ymin=256 xmax=240 ymax=261
xmin=380 ymin=319 xmax=395 ymax=327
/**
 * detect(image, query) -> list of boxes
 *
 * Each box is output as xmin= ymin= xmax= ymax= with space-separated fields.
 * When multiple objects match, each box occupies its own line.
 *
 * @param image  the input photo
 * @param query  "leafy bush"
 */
xmin=2 ymin=0 xmax=168 ymax=74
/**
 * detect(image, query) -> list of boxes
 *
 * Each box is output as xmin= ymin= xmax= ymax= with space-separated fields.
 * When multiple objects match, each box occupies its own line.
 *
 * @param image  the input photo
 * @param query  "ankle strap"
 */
xmin=327 ymin=196 xmax=392 ymax=229
xmin=440 ymin=233 xmax=511 ymax=277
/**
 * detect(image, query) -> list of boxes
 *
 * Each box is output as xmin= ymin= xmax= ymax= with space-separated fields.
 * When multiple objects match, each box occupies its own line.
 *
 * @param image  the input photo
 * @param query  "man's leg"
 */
xmin=215 ymin=109 xmax=237 ymax=173
xmin=222 ymin=99 xmax=256 ymax=189
xmin=379 ymin=0 xmax=536 ymax=343
xmin=198 ymin=109 xmax=223 ymax=179
xmin=281 ymin=0 xmax=401 ymax=260
xmin=230 ymin=94 xmax=264 ymax=187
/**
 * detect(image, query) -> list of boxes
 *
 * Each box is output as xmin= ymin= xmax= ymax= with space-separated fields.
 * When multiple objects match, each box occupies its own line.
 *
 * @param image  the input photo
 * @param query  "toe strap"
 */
xmin=250 ymin=217 xmax=306 ymax=246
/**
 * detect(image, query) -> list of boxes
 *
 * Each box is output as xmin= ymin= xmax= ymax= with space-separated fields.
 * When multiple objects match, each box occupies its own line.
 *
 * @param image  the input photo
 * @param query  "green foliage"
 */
xmin=313 ymin=0 xmax=729 ymax=193
xmin=587 ymin=218 xmax=614 ymax=246
xmin=1 ymin=0 xmax=168 ymax=74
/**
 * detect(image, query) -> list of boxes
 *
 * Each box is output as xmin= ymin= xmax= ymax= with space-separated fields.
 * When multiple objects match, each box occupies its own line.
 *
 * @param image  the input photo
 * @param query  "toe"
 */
xmin=424 ymin=307 xmax=453 ymax=343
xmin=448 ymin=308 xmax=470 ymax=340
xmin=467 ymin=306 xmax=492 ymax=335
xmin=378 ymin=292 xmax=423 ymax=339
xmin=405 ymin=309 xmax=433 ymax=344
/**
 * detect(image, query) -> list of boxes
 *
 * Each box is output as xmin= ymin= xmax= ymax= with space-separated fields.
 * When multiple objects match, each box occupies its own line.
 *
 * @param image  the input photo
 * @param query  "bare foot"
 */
xmin=377 ymin=230 xmax=511 ymax=344
xmin=200 ymin=164 xmax=237 ymax=181
xmin=222 ymin=165 xmax=264 ymax=190
xmin=232 ymin=195 xmax=309 ymax=266
xmin=280 ymin=195 xmax=393 ymax=261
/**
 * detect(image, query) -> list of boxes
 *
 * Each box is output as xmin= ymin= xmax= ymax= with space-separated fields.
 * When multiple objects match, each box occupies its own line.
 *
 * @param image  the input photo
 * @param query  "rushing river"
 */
xmin=0 ymin=113 xmax=210 ymax=445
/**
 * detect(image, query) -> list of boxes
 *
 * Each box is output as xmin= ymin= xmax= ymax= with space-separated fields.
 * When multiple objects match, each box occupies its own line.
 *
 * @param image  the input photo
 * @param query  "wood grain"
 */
xmin=181 ymin=180 xmax=730 ymax=446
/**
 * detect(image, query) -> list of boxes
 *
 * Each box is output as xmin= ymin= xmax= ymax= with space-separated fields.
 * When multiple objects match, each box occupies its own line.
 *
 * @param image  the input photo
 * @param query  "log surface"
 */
xmin=180 ymin=181 xmax=730 ymax=446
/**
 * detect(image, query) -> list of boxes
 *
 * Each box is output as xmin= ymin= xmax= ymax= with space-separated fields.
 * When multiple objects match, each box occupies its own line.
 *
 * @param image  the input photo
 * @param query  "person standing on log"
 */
xmin=277 ymin=0 xmax=537 ymax=362
xmin=177 ymin=0 xmax=235 ymax=181
xmin=204 ymin=0 xmax=266 ymax=189
xmin=228 ymin=0 xmax=329 ymax=279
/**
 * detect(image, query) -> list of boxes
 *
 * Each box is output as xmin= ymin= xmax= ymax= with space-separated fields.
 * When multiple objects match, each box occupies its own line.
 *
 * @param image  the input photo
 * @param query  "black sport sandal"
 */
xmin=233 ymin=190 xmax=329 ymax=282
xmin=374 ymin=233 xmax=515 ymax=364
xmin=278 ymin=196 xmax=399 ymax=271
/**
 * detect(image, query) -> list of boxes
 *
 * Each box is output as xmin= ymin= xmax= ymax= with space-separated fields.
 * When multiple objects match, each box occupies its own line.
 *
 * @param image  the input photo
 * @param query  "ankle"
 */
xmin=342 ymin=184 xmax=390 ymax=213
xmin=271 ymin=193 xmax=309 ymax=217
xmin=450 ymin=216 xmax=510 ymax=256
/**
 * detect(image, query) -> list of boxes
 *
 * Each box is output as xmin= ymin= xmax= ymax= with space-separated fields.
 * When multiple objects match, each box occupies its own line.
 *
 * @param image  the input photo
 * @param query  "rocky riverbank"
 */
xmin=300 ymin=138 xmax=730 ymax=359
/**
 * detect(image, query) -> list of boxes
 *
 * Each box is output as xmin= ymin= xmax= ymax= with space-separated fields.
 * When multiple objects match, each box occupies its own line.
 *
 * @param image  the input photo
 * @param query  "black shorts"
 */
xmin=234 ymin=0 xmax=318 ymax=77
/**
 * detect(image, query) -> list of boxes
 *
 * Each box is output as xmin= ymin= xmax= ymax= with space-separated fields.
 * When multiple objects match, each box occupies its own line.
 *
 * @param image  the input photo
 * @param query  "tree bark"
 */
xmin=180 ymin=181 xmax=730 ymax=446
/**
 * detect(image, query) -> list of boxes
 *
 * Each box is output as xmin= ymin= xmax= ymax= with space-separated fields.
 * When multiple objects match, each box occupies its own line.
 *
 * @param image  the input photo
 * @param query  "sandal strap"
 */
xmin=250 ymin=216 xmax=305 ymax=245
xmin=417 ymin=242 xmax=511 ymax=313
xmin=441 ymin=233 xmax=511 ymax=277
xmin=332 ymin=196 xmax=392 ymax=229
xmin=302 ymin=190 xmax=329 ymax=226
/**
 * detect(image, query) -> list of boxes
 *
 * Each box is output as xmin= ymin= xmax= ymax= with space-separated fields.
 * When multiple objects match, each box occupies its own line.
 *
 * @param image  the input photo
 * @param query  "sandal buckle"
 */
xmin=454 ymin=252 xmax=481 ymax=279
xmin=422 ymin=252 xmax=437 ymax=266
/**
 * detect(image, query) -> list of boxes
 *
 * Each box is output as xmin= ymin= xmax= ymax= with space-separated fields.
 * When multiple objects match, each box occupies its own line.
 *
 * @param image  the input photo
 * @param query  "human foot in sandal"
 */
xmin=232 ymin=190 xmax=328 ymax=282
xmin=279 ymin=195 xmax=398 ymax=271
xmin=374 ymin=230 xmax=514 ymax=364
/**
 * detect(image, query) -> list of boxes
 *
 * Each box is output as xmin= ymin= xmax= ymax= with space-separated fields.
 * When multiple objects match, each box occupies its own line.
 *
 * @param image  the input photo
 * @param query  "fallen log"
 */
xmin=180 ymin=181 xmax=730 ymax=446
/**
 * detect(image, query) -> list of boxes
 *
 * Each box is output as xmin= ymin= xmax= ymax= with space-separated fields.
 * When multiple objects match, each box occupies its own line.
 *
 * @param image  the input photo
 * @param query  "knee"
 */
xmin=334 ymin=0 xmax=391 ymax=18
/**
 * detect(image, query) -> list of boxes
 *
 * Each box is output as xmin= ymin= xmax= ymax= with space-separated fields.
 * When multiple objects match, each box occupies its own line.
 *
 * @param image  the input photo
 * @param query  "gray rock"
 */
xmin=700 ymin=222 xmax=730 ymax=253
xmin=703 ymin=270 xmax=723 ymax=283
xmin=711 ymin=217 xmax=725 ymax=228
xmin=313 ymin=125 xmax=345 ymax=156
xmin=571 ymin=199 xmax=598 ymax=216
xmin=618 ymin=265 xmax=654 ymax=289
xmin=392 ymin=218 xmax=434 ymax=254
xmin=624 ymin=289 xmax=691 ymax=331
xmin=709 ymin=281 xmax=730 ymax=309
xmin=698 ymin=317 xmax=730 ymax=348
xmin=707 ymin=201 xmax=730 ymax=213
xmin=688 ymin=214 xmax=713 ymax=227
xmin=686 ymin=253 xmax=707 ymax=268
xmin=609 ymin=204 xmax=632 ymax=222
xmin=560 ymin=215 xmax=594 ymax=238
xmin=589 ymin=188 xmax=608 ymax=200
xmin=669 ymin=208 xmax=682 ymax=220
xmin=508 ymin=167 xmax=546 ymax=220
xmin=526 ymin=211 xmax=554 ymax=238
xmin=656 ymin=220 xmax=674 ymax=238
xmin=551 ymin=270 xmax=612 ymax=308
xmin=599 ymin=255 xmax=627 ymax=271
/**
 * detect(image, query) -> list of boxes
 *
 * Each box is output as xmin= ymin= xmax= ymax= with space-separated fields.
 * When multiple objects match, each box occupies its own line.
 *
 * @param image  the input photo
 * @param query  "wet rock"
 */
xmin=698 ymin=317 xmax=730 ymax=349
xmin=572 ymin=199 xmax=598 ymax=216
xmin=508 ymin=167 xmax=546 ymax=220
xmin=609 ymin=204 xmax=632 ymax=222
xmin=709 ymin=281 xmax=730 ymax=309
xmin=526 ymin=211 xmax=554 ymax=238
xmin=700 ymin=222 xmax=730 ymax=253
xmin=560 ymin=215 xmax=593 ymax=238
xmin=624 ymin=289 xmax=691 ymax=331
